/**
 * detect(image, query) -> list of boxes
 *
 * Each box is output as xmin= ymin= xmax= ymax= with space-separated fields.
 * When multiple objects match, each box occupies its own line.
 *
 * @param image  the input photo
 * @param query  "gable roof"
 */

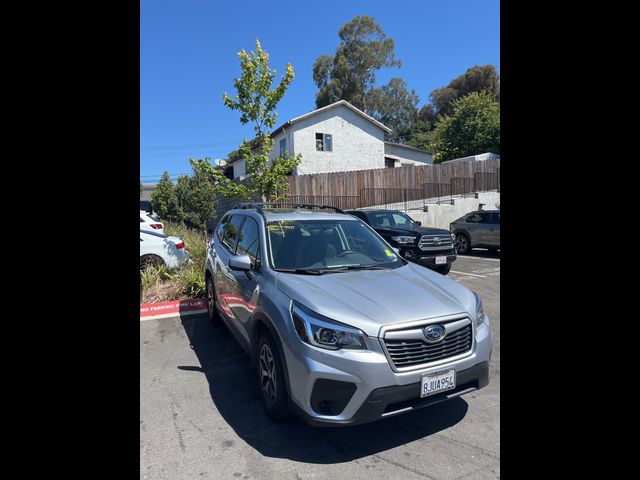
xmin=271 ymin=100 xmax=392 ymax=137
xmin=384 ymin=141 xmax=432 ymax=155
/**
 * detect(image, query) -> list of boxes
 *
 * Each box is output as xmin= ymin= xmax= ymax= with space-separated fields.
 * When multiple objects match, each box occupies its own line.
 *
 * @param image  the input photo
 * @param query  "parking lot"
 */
xmin=140 ymin=253 xmax=500 ymax=480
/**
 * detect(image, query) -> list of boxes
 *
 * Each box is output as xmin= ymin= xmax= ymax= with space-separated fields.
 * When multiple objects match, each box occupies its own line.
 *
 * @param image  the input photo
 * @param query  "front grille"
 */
xmin=384 ymin=324 xmax=472 ymax=369
xmin=418 ymin=234 xmax=453 ymax=251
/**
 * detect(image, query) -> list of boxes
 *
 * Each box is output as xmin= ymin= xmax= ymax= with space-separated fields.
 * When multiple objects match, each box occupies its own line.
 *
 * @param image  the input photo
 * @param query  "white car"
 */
xmin=140 ymin=210 xmax=164 ymax=234
xmin=140 ymin=230 xmax=190 ymax=269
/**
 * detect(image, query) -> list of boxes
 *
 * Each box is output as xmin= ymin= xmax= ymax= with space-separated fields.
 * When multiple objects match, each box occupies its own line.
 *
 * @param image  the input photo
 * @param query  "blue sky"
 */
xmin=140 ymin=0 xmax=500 ymax=182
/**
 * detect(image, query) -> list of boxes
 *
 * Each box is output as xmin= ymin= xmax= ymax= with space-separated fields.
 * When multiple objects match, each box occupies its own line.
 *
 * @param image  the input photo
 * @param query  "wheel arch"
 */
xmin=251 ymin=312 xmax=292 ymax=399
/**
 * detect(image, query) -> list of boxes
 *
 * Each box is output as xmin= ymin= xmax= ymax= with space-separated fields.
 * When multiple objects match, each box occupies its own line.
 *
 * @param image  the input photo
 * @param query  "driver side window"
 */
xmin=236 ymin=217 xmax=261 ymax=267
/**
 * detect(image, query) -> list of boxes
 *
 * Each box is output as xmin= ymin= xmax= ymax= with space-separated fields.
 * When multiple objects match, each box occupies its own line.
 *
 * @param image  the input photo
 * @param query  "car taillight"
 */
xmin=175 ymin=242 xmax=185 ymax=249
xmin=150 ymin=224 xmax=163 ymax=229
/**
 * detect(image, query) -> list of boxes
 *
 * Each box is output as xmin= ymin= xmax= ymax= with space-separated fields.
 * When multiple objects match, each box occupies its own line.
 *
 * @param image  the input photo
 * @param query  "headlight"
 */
xmin=450 ymin=233 xmax=456 ymax=242
xmin=391 ymin=235 xmax=415 ymax=244
xmin=474 ymin=292 xmax=486 ymax=327
xmin=291 ymin=302 xmax=367 ymax=350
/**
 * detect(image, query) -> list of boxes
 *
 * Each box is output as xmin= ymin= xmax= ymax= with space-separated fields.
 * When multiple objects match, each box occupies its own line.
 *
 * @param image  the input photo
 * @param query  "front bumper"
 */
xmin=402 ymin=249 xmax=457 ymax=267
xmin=283 ymin=317 xmax=494 ymax=427
xmin=292 ymin=361 xmax=489 ymax=427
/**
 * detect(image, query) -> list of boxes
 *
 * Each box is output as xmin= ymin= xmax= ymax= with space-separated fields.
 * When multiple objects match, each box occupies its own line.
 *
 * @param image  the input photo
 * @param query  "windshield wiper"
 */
xmin=328 ymin=264 xmax=386 ymax=272
xmin=273 ymin=268 xmax=328 ymax=275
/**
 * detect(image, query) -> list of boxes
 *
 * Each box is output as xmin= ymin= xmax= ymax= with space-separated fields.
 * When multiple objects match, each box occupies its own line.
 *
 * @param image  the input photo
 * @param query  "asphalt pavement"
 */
xmin=140 ymin=253 xmax=500 ymax=480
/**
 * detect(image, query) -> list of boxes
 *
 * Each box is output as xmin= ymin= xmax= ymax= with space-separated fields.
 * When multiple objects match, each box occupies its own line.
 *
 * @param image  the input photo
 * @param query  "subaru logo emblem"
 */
xmin=423 ymin=324 xmax=446 ymax=343
xmin=433 ymin=237 xmax=442 ymax=245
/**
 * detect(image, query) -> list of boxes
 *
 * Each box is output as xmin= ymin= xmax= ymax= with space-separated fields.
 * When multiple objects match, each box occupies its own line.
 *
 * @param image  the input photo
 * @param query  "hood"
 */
xmin=374 ymin=226 xmax=451 ymax=237
xmin=276 ymin=263 xmax=475 ymax=337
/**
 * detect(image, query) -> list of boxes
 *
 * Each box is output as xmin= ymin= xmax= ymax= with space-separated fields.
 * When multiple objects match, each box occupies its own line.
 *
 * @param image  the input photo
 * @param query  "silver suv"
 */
xmin=204 ymin=204 xmax=494 ymax=426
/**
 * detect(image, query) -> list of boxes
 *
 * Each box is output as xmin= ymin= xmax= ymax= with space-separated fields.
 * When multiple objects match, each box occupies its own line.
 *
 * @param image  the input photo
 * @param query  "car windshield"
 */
xmin=267 ymin=219 xmax=405 ymax=272
xmin=366 ymin=211 xmax=417 ymax=228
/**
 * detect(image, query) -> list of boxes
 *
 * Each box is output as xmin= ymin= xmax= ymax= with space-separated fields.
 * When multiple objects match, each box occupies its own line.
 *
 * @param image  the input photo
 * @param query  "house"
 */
xmin=224 ymin=100 xmax=432 ymax=179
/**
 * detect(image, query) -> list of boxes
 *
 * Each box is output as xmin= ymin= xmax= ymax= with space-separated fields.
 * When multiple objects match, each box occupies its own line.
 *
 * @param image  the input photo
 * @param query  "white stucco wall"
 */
xmin=270 ymin=128 xmax=295 ymax=159
xmin=232 ymin=159 xmax=246 ymax=179
xmin=290 ymin=104 xmax=386 ymax=175
xmin=384 ymin=143 xmax=432 ymax=166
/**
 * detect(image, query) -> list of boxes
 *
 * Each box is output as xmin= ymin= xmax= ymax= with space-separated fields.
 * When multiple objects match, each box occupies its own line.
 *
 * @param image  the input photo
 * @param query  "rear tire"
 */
xmin=140 ymin=254 xmax=164 ymax=270
xmin=256 ymin=333 xmax=289 ymax=421
xmin=205 ymin=275 xmax=220 ymax=323
xmin=434 ymin=263 xmax=451 ymax=275
xmin=454 ymin=233 xmax=471 ymax=255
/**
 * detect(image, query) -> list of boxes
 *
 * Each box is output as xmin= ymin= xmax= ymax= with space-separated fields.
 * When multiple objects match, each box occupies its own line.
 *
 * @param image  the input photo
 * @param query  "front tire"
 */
xmin=205 ymin=275 xmax=219 ymax=323
xmin=257 ymin=333 xmax=289 ymax=420
xmin=454 ymin=233 xmax=471 ymax=255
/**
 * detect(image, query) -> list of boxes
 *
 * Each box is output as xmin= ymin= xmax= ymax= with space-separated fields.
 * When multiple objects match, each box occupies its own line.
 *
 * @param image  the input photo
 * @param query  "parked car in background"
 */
xmin=204 ymin=203 xmax=493 ymax=426
xmin=450 ymin=210 xmax=500 ymax=255
xmin=140 ymin=210 xmax=164 ymax=234
xmin=140 ymin=229 xmax=189 ymax=269
xmin=346 ymin=209 xmax=457 ymax=275
xmin=140 ymin=200 xmax=154 ymax=214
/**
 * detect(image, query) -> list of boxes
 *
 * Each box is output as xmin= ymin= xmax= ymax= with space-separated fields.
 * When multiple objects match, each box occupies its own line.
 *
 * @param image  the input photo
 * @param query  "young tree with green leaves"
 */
xmin=431 ymin=92 xmax=500 ymax=163
xmin=150 ymin=172 xmax=184 ymax=222
xmin=192 ymin=39 xmax=301 ymax=202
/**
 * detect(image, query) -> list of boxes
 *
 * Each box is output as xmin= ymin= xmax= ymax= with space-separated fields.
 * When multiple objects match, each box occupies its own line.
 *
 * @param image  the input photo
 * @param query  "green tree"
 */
xmin=431 ymin=92 xmax=500 ymax=163
xmin=366 ymin=77 xmax=419 ymax=142
xmin=193 ymin=39 xmax=301 ymax=202
xmin=150 ymin=172 xmax=184 ymax=222
xmin=312 ymin=16 xmax=400 ymax=110
xmin=430 ymin=65 xmax=500 ymax=118
xmin=175 ymin=163 xmax=218 ymax=229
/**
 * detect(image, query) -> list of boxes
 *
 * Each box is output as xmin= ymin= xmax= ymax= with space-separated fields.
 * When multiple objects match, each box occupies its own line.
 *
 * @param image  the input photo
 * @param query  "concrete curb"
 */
xmin=140 ymin=298 xmax=207 ymax=321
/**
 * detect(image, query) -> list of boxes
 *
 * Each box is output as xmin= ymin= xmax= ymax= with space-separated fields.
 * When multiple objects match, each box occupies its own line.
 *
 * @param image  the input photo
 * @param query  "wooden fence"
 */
xmin=286 ymin=159 xmax=500 ymax=197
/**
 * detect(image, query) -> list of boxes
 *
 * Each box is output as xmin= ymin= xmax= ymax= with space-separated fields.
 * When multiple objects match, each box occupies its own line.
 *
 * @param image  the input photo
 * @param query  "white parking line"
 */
xmin=458 ymin=255 xmax=501 ymax=262
xmin=450 ymin=270 xmax=487 ymax=278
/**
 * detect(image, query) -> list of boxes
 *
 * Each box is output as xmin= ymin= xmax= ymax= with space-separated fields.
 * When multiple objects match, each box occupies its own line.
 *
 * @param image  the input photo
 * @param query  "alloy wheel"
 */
xmin=455 ymin=235 xmax=469 ymax=254
xmin=259 ymin=343 xmax=277 ymax=405
xmin=206 ymin=280 xmax=215 ymax=318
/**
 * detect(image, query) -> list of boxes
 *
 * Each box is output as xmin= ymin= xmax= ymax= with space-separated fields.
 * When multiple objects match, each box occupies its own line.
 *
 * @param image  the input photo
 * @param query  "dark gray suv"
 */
xmin=450 ymin=210 xmax=500 ymax=255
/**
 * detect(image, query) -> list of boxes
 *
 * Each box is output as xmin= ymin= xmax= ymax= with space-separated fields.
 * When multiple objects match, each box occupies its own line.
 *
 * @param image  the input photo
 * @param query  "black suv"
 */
xmin=346 ymin=210 xmax=457 ymax=274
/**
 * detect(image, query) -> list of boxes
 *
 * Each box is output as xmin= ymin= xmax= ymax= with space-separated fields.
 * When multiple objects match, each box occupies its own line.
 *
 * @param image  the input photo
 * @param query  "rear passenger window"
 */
xmin=222 ymin=215 xmax=245 ymax=253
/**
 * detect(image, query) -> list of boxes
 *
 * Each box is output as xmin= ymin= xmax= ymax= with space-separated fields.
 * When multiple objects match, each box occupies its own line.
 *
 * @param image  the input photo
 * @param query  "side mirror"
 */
xmin=229 ymin=254 xmax=252 ymax=271
xmin=415 ymin=221 xmax=422 ymax=226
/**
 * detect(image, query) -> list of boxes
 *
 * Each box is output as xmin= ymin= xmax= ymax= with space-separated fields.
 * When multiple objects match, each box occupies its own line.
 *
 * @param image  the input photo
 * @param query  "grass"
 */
xmin=141 ymin=221 xmax=208 ymax=303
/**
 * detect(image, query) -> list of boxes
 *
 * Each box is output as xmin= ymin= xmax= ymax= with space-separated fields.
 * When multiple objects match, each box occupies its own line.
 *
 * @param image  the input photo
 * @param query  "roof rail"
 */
xmin=233 ymin=202 xmax=345 ymax=214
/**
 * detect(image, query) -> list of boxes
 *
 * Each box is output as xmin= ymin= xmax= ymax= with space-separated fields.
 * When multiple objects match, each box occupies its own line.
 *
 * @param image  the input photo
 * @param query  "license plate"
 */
xmin=421 ymin=368 xmax=456 ymax=397
xmin=435 ymin=256 xmax=447 ymax=265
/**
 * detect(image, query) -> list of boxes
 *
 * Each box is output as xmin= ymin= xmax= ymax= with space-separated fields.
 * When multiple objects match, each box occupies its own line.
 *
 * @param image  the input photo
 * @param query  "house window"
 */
xmin=315 ymin=133 xmax=333 ymax=152
xmin=385 ymin=158 xmax=395 ymax=168
xmin=279 ymin=138 xmax=287 ymax=157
